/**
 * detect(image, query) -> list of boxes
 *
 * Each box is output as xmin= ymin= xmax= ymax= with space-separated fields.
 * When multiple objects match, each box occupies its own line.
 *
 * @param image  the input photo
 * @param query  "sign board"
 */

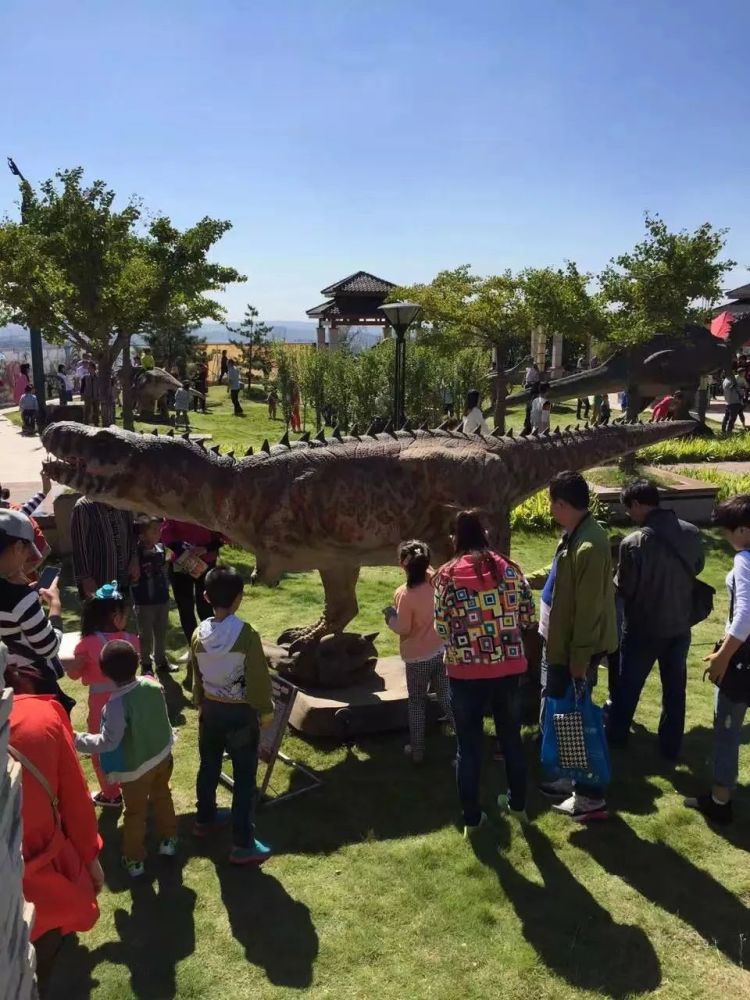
xmin=219 ymin=675 xmax=321 ymax=805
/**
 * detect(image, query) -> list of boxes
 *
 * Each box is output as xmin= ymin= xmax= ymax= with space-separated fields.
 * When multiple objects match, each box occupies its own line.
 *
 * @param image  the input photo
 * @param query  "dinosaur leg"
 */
xmin=279 ymin=565 xmax=360 ymax=650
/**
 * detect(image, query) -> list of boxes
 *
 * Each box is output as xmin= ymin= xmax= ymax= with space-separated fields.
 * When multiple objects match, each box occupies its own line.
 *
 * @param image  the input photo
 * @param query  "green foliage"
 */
xmin=350 ymin=342 xmax=392 ymax=427
xmin=599 ymin=213 xmax=735 ymax=346
xmin=272 ymin=343 xmax=295 ymax=427
xmin=226 ymin=303 xmax=273 ymax=392
xmin=676 ymin=467 xmax=750 ymax=501
xmin=521 ymin=261 xmax=605 ymax=345
xmin=295 ymin=346 xmax=327 ymax=429
xmin=511 ymin=487 xmax=610 ymax=531
xmin=639 ymin=434 xmax=750 ymax=464
xmin=143 ymin=321 xmax=206 ymax=377
xmin=0 ymin=165 xmax=244 ymax=376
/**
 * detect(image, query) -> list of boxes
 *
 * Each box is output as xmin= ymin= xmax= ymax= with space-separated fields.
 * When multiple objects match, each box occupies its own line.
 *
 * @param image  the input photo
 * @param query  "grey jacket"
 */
xmin=616 ymin=507 xmax=705 ymax=638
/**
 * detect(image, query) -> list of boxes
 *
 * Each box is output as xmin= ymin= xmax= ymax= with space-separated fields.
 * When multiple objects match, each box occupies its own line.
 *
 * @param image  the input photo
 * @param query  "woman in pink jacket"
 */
xmin=434 ymin=510 xmax=536 ymax=836
xmin=385 ymin=540 xmax=453 ymax=763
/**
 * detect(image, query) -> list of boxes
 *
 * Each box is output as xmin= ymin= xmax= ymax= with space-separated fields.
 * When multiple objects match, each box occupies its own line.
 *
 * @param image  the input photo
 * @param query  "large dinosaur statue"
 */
xmin=507 ymin=319 xmax=750 ymax=418
xmin=42 ymin=417 xmax=692 ymax=682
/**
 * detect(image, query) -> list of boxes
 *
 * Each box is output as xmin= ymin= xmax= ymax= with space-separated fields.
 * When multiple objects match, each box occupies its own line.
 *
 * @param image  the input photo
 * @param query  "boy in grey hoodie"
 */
xmin=189 ymin=566 xmax=274 ymax=865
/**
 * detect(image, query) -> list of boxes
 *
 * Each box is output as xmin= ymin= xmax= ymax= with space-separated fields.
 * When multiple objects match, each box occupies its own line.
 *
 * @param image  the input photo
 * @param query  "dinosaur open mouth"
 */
xmin=41 ymin=423 xmax=126 ymax=497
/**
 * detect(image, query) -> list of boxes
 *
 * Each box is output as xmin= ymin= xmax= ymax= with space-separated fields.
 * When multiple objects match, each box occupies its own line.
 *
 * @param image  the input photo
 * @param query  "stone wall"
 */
xmin=0 ymin=688 xmax=38 ymax=999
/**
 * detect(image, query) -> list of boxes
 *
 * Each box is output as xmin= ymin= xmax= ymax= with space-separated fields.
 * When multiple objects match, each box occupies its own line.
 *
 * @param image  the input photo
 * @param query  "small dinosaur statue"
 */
xmin=42 ymin=417 xmax=693 ymax=683
xmin=507 ymin=318 xmax=750 ymax=418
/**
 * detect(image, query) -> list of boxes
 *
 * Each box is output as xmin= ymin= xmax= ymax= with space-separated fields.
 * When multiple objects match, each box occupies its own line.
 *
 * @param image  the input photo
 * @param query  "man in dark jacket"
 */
xmin=608 ymin=480 xmax=705 ymax=759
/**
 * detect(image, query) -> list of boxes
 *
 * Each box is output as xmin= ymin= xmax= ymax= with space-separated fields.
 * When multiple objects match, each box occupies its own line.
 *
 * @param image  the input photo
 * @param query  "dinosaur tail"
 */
xmin=498 ymin=420 xmax=695 ymax=506
xmin=505 ymin=364 xmax=621 ymax=406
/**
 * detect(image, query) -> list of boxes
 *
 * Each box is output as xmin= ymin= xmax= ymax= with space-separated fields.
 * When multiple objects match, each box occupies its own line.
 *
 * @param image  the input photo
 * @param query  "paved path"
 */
xmin=0 ymin=413 xmax=48 ymax=485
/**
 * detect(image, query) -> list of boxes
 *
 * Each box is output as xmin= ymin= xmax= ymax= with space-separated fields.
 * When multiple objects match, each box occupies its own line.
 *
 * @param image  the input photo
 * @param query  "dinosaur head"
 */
xmin=41 ymin=422 xmax=235 ymax=532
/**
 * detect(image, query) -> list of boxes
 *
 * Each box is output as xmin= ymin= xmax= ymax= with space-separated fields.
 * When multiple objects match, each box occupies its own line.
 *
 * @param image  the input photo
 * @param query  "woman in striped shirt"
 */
xmin=0 ymin=509 xmax=71 ymax=711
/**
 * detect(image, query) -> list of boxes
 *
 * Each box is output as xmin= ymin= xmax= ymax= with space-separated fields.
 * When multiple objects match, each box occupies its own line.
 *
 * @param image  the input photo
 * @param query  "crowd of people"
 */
xmin=4 ymin=364 xmax=750 ymax=988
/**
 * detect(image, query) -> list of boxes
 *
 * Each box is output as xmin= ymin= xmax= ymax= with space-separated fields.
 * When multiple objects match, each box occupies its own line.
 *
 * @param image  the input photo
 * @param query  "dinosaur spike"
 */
xmin=279 ymin=431 xmax=290 ymax=448
xmin=584 ymin=420 xmax=590 ymax=429
xmin=542 ymin=428 xmax=551 ymax=437
xmin=261 ymin=439 xmax=271 ymax=454
xmin=565 ymin=425 xmax=572 ymax=432
xmin=576 ymin=424 xmax=581 ymax=431
xmin=400 ymin=418 xmax=413 ymax=432
xmin=245 ymin=446 xmax=254 ymax=456
xmin=520 ymin=427 xmax=530 ymax=437
xmin=383 ymin=420 xmax=397 ymax=438
xmin=419 ymin=421 xmax=429 ymax=431
xmin=506 ymin=427 xmax=514 ymax=438
xmin=211 ymin=445 xmax=221 ymax=455
xmin=365 ymin=421 xmax=378 ymax=437
xmin=531 ymin=427 xmax=539 ymax=437
xmin=491 ymin=427 xmax=503 ymax=438
xmin=332 ymin=426 xmax=343 ymax=441
xmin=437 ymin=419 xmax=452 ymax=431
xmin=350 ymin=423 xmax=360 ymax=437
xmin=151 ymin=428 xmax=159 ymax=436
xmin=300 ymin=431 xmax=311 ymax=443
xmin=316 ymin=429 xmax=327 ymax=444
xmin=226 ymin=451 xmax=235 ymax=460
xmin=166 ymin=429 xmax=174 ymax=437
xmin=181 ymin=432 xmax=190 ymax=441
xmin=198 ymin=440 xmax=206 ymax=450
xmin=554 ymin=426 xmax=562 ymax=437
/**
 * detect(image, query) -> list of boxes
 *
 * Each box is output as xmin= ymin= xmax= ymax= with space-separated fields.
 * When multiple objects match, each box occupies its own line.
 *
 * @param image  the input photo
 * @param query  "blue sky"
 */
xmin=2 ymin=0 xmax=749 ymax=321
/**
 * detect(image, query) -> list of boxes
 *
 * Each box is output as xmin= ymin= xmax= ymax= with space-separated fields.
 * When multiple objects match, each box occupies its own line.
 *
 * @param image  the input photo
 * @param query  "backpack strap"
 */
xmin=8 ymin=744 xmax=61 ymax=830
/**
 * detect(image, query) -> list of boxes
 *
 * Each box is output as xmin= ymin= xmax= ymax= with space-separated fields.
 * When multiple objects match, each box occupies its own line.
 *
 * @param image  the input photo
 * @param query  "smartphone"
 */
xmin=36 ymin=564 xmax=62 ymax=591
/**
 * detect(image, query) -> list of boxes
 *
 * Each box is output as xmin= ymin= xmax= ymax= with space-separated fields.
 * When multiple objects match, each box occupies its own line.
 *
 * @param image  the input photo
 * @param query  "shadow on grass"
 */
xmin=50 ymin=849 xmax=197 ymax=1000
xmin=473 ymin=824 xmax=662 ymax=998
xmin=572 ymin=816 xmax=750 ymax=966
xmin=215 ymin=863 xmax=318 ymax=989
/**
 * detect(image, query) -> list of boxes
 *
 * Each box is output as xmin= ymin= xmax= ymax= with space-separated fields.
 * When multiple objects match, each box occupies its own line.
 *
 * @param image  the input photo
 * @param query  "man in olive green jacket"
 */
xmin=528 ymin=470 xmax=618 ymax=821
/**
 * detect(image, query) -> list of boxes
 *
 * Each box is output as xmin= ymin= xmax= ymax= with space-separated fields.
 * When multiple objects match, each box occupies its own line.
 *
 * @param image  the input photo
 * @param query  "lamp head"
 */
xmin=378 ymin=302 xmax=422 ymax=336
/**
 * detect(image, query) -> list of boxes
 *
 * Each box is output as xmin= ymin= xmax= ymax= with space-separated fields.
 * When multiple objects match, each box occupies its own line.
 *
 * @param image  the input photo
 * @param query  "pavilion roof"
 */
xmin=306 ymin=300 xmax=337 ymax=318
xmin=726 ymin=282 xmax=750 ymax=301
xmin=320 ymin=271 xmax=396 ymax=296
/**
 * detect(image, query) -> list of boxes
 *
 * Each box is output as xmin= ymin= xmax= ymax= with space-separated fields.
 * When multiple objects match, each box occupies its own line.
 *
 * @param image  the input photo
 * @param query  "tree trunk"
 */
xmin=121 ymin=335 xmax=135 ymax=431
xmin=492 ymin=345 xmax=508 ymax=432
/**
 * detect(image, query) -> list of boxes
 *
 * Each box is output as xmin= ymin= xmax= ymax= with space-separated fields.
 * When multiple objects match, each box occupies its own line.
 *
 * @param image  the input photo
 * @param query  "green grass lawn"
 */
xmin=14 ymin=390 xmax=750 ymax=997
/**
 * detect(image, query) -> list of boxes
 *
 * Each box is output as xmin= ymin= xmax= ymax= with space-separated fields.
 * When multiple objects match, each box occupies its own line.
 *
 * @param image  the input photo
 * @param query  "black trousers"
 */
xmin=170 ymin=566 xmax=212 ymax=643
xmin=230 ymin=389 xmax=243 ymax=415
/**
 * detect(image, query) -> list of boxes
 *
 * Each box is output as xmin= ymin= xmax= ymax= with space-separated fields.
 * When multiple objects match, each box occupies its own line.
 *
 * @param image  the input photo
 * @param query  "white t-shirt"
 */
xmin=530 ymin=397 xmax=550 ymax=431
xmin=525 ymin=366 xmax=541 ymax=385
xmin=463 ymin=407 xmax=490 ymax=435
xmin=727 ymin=550 xmax=750 ymax=642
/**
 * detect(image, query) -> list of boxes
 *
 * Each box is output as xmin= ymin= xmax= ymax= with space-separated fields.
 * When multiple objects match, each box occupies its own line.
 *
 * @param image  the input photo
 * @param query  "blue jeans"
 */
xmin=541 ymin=659 xmax=604 ymax=799
xmin=608 ymin=629 xmax=691 ymax=760
xmin=450 ymin=674 xmax=527 ymax=825
xmin=196 ymin=700 xmax=259 ymax=848
xmin=713 ymin=688 xmax=748 ymax=790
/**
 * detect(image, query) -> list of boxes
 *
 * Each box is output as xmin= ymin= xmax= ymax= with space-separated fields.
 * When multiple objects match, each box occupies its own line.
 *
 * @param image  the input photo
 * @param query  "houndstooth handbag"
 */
xmin=553 ymin=709 xmax=590 ymax=770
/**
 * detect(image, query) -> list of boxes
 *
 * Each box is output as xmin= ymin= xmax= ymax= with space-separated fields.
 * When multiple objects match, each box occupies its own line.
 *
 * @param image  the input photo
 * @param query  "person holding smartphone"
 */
xmin=0 ymin=509 xmax=72 ymax=711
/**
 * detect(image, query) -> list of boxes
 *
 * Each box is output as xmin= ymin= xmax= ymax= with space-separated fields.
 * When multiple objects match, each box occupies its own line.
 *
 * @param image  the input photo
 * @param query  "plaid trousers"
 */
xmin=405 ymin=651 xmax=454 ymax=756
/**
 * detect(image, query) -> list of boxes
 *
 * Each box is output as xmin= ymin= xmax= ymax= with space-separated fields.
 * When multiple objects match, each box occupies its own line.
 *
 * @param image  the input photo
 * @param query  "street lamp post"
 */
xmin=378 ymin=302 xmax=422 ymax=427
xmin=7 ymin=157 xmax=46 ymax=425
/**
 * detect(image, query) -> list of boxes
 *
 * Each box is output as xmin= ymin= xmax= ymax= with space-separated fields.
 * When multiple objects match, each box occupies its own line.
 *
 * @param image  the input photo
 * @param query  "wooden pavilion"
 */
xmin=306 ymin=271 xmax=396 ymax=348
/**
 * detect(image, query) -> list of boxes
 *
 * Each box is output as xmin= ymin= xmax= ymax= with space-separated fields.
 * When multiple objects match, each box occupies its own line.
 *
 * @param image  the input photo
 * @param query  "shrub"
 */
xmin=510 ymin=488 xmax=609 ymax=531
xmin=676 ymin=468 xmax=750 ymax=502
xmin=639 ymin=435 xmax=750 ymax=464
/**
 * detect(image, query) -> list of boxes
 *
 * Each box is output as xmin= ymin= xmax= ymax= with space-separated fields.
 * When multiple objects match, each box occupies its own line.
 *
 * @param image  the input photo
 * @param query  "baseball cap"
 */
xmin=0 ymin=509 xmax=42 ymax=561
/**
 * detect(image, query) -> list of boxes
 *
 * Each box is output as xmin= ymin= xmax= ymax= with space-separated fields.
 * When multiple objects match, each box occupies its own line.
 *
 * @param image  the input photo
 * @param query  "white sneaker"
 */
xmin=178 ymin=650 xmax=190 ymax=663
xmin=552 ymin=794 xmax=608 ymax=821
xmin=462 ymin=812 xmax=488 ymax=839
xmin=539 ymin=777 xmax=573 ymax=799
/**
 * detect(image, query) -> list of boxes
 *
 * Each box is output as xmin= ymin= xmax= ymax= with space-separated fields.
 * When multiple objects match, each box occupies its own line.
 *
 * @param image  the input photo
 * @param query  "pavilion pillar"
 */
xmin=317 ymin=322 xmax=326 ymax=349
xmin=551 ymin=333 xmax=563 ymax=371
xmin=382 ymin=323 xmax=392 ymax=340
xmin=531 ymin=327 xmax=546 ymax=368
xmin=330 ymin=322 xmax=338 ymax=349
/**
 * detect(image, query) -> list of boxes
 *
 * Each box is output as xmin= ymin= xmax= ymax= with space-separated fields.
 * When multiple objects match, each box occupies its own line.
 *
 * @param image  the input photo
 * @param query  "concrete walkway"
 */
xmin=0 ymin=413 xmax=51 ymax=505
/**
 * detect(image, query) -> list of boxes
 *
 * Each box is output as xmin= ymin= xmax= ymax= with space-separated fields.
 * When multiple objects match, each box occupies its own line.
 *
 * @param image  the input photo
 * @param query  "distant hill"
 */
xmin=0 ymin=321 xmax=382 ymax=351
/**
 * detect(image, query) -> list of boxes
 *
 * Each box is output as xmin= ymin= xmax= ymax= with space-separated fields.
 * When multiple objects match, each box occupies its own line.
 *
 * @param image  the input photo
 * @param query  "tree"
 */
xmin=226 ymin=303 xmax=273 ymax=396
xmin=0 ymin=167 xmax=244 ymax=428
xmin=598 ymin=213 xmax=735 ymax=346
xmin=522 ymin=262 xmax=605 ymax=364
xmin=297 ymin=346 xmax=328 ymax=429
xmin=393 ymin=266 xmax=532 ymax=430
xmin=143 ymin=317 xmax=206 ymax=377
xmin=272 ymin=344 xmax=295 ymax=428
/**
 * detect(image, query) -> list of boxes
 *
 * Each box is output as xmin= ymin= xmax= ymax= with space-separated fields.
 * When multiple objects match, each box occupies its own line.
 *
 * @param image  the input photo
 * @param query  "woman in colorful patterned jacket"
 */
xmin=434 ymin=509 xmax=536 ymax=837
